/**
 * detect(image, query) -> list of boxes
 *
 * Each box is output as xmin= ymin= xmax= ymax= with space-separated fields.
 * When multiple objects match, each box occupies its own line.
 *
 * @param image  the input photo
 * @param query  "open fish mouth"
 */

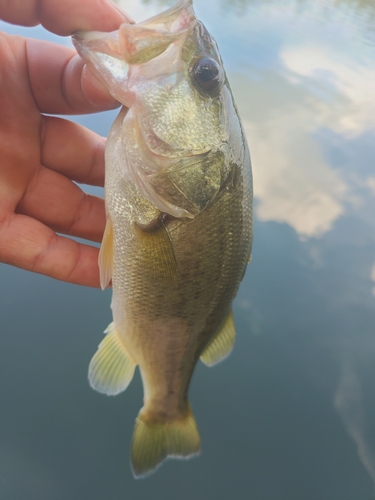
xmin=72 ymin=0 xmax=198 ymax=105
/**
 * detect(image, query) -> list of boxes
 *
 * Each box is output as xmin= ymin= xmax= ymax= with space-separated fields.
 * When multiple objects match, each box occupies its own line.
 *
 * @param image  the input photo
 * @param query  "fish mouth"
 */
xmin=118 ymin=0 xmax=197 ymax=66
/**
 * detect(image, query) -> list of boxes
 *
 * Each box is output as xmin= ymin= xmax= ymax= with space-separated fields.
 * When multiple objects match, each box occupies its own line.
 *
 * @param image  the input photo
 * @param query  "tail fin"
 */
xmin=131 ymin=404 xmax=201 ymax=478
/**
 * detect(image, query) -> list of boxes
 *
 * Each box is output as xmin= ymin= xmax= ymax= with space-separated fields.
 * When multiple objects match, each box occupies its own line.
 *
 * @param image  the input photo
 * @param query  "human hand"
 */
xmin=0 ymin=0 xmax=132 ymax=287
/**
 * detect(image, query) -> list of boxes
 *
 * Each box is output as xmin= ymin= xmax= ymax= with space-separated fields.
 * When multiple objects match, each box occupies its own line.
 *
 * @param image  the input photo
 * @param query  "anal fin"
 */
xmin=89 ymin=322 xmax=136 ymax=396
xmin=200 ymin=311 xmax=236 ymax=367
xmin=98 ymin=218 xmax=114 ymax=290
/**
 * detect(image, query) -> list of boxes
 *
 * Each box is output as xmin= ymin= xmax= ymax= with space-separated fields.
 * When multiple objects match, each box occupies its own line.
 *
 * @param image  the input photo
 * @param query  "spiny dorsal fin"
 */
xmin=131 ymin=404 xmax=200 ymax=478
xmin=98 ymin=218 xmax=113 ymax=290
xmin=88 ymin=322 xmax=136 ymax=396
xmin=200 ymin=311 xmax=236 ymax=367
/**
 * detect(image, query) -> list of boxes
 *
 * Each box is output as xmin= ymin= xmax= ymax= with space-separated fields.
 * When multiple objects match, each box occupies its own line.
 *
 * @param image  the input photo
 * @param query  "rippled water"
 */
xmin=1 ymin=0 xmax=375 ymax=498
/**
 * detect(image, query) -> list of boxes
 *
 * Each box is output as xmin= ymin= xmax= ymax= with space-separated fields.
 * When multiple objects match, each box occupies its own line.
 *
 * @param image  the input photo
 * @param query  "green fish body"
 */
xmin=73 ymin=0 xmax=252 ymax=477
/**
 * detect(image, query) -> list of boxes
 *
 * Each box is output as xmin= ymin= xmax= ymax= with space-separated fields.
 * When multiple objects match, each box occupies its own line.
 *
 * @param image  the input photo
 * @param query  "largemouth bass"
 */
xmin=73 ymin=0 xmax=253 ymax=478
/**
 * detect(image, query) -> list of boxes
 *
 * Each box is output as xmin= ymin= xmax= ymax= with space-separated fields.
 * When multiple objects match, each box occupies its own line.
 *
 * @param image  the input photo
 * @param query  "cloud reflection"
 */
xmin=244 ymin=117 xmax=347 ymax=238
xmin=232 ymin=16 xmax=375 ymax=239
xmin=281 ymin=45 xmax=375 ymax=136
xmin=334 ymin=355 xmax=375 ymax=487
xmin=371 ymin=263 xmax=375 ymax=297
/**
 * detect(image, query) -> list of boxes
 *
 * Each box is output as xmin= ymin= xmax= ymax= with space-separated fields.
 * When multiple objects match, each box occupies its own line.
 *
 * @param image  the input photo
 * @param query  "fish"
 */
xmin=72 ymin=0 xmax=253 ymax=478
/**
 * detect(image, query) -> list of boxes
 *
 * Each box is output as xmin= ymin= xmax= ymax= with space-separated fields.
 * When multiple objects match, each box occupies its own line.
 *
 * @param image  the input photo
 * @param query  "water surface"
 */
xmin=1 ymin=0 xmax=375 ymax=498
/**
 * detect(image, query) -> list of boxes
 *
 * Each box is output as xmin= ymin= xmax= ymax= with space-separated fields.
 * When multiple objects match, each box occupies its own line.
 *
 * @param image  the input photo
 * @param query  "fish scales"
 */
xmin=72 ymin=0 xmax=253 ymax=478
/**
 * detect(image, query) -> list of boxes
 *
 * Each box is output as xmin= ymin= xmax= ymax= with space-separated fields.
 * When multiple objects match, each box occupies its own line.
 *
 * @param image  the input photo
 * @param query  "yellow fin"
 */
xmin=134 ymin=216 xmax=177 ymax=283
xmin=88 ymin=322 xmax=136 ymax=396
xmin=98 ymin=218 xmax=113 ymax=290
xmin=131 ymin=404 xmax=200 ymax=478
xmin=200 ymin=311 xmax=236 ymax=367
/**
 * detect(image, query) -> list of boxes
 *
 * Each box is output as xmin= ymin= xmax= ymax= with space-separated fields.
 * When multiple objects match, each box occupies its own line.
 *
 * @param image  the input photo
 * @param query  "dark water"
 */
xmin=1 ymin=0 xmax=375 ymax=498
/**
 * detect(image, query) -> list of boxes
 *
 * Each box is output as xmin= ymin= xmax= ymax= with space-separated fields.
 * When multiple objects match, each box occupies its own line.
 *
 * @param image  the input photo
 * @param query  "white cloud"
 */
xmin=334 ymin=355 xmax=375 ymax=489
xmin=239 ymin=39 xmax=375 ymax=238
xmin=281 ymin=45 xmax=375 ymax=136
xmin=244 ymin=114 xmax=347 ymax=238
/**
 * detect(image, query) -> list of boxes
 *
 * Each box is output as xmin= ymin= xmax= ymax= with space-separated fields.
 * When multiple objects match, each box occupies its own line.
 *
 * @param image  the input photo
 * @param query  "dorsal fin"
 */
xmin=200 ymin=311 xmax=236 ymax=367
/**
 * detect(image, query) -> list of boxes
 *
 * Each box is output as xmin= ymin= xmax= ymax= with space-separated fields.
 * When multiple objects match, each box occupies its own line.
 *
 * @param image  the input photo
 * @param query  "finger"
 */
xmin=0 ymin=213 xmax=101 ymax=287
xmin=41 ymin=116 xmax=105 ymax=186
xmin=0 ymin=0 xmax=133 ymax=36
xmin=16 ymin=167 xmax=106 ymax=243
xmin=26 ymin=38 xmax=120 ymax=114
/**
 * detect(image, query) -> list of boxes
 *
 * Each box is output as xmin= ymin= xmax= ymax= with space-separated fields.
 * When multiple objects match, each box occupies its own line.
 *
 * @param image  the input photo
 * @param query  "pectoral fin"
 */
xmin=98 ymin=218 xmax=113 ymax=290
xmin=88 ymin=322 xmax=136 ymax=396
xmin=134 ymin=216 xmax=178 ymax=283
xmin=200 ymin=311 xmax=236 ymax=367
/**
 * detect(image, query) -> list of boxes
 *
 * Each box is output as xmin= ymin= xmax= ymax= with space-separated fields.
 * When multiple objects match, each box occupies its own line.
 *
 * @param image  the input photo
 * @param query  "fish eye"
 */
xmin=191 ymin=57 xmax=222 ymax=95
